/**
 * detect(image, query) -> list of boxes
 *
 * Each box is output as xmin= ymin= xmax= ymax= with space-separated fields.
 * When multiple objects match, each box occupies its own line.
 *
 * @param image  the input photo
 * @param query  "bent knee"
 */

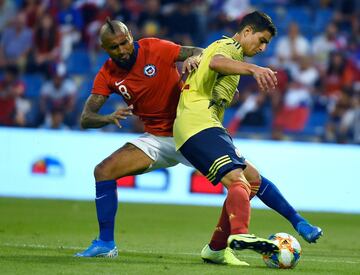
xmin=94 ymin=160 xmax=115 ymax=181
xmin=222 ymin=169 xmax=250 ymax=193
xmin=223 ymin=168 xmax=247 ymax=183
xmin=244 ymin=161 xmax=260 ymax=183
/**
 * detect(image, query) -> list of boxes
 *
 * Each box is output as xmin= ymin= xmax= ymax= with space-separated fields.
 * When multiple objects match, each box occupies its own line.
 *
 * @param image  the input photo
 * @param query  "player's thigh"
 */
xmin=128 ymin=134 xmax=186 ymax=172
xmin=243 ymin=160 xmax=260 ymax=183
xmin=156 ymin=136 xmax=193 ymax=168
xmin=95 ymin=143 xmax=154 ymax=180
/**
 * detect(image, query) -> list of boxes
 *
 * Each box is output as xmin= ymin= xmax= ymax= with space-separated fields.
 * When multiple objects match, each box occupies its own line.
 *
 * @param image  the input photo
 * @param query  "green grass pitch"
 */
xmin=0 ymin=197 xmax=359 ymax=274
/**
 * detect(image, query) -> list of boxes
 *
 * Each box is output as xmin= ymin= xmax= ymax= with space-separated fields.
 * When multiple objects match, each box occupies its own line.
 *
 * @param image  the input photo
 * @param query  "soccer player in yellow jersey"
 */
xmin=174 ymin=11 xmax=282 ymax=265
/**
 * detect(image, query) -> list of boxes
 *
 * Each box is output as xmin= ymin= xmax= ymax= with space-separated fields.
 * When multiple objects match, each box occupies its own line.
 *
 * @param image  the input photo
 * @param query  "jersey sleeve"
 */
xmin=91 ymin=70 xmax=111 ymax=96
xmin=214 ymin=41 xmax=243 ymax=61
xmin=149 ymin=38 xmax=181 ymax=64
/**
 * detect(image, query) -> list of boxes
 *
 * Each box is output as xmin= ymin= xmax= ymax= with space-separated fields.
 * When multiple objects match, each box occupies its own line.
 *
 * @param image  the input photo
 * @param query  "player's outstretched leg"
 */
xmin=201 ymin=244 xmax=249 ymax=266
xmin=75 ymin=239 xmax=118 ymax=258
xmin=296 ymin=221 xmax=323 ymax=243
xmin=227 ymin=234 xmax=279 ymax=255
xmin=256 ymin=176 xmax=323 ymax=243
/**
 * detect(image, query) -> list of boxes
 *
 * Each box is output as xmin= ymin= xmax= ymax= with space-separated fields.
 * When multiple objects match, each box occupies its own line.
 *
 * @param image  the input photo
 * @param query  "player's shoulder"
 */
xmin=138 ymin=37 xmax=167 ymax=48
xmin=139 ymin=37 xmax=179 ymax=49
xmin=99 ymin=58 xmax=119 ymax=76
xmin=211 ymin=36 xmax=243 ymax=59
xmin=217 ymin=36 xmax=241 ymax=50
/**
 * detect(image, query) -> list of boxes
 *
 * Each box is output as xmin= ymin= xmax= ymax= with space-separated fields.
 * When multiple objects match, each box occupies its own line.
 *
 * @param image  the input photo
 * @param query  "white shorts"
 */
xmin=128 ymin=133 xmax=193 ymax=173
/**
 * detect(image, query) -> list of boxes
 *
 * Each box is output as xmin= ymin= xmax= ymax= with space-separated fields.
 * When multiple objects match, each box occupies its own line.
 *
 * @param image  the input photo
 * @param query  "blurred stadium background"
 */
xmin=1 ymin=0 xmax=360 ymax=273
xmin=0 ymin=0 xmax=359 ymax=143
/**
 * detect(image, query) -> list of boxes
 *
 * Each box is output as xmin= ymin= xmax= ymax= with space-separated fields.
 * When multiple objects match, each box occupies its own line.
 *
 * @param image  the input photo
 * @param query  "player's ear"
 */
xmin=243 ymin=26 xmax=253 ymax=37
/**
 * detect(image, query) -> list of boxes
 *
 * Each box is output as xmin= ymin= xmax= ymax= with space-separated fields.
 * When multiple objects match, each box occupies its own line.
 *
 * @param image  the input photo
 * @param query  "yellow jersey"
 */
xmin=174 ymin=37 xmax=244 ymax=149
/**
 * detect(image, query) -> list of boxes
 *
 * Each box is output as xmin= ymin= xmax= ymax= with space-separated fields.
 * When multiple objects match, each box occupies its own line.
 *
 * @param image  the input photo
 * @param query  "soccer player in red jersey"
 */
xmin=75 ymin=19 xmax=322 ymax=261
xmin=75 ymin=19 xmax=201 ymax=258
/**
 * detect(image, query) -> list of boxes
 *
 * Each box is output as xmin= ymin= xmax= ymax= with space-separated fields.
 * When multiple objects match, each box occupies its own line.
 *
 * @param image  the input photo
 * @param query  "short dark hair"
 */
xmin=238 ymin=11 xmax=277 ymax=37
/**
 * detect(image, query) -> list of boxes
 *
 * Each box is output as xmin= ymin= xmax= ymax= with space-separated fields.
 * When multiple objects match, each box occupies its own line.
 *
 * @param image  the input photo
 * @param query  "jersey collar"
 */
xmin=222 ymin=35 xmax=242 ymax=49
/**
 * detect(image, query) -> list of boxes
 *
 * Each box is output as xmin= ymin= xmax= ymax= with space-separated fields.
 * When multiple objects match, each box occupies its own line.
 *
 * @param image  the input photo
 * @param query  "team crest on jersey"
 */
xmin=235 ymin=148 xmax=243 ymax=158
xmin=143 ymin=64 xmax=157 ymax=77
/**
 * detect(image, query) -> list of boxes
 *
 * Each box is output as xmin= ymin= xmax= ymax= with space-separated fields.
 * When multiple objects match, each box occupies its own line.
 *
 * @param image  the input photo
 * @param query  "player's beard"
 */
xmin=113 ymin=50 xmax=137 ymax=71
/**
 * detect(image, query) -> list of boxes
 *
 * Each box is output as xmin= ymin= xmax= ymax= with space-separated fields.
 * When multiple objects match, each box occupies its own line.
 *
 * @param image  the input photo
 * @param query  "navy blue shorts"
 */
xmin=179 ymin=127 xmax=246 ymax=185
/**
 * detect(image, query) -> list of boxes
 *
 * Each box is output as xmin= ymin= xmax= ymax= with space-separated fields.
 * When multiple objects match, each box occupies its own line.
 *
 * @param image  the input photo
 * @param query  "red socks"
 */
xmin=209 ymin=181 xmax=251 ymax=250
xmin=209 ymin=200 xmax=230 ymax=250
xmin=226 ymin=182 xmax=251 ymax=234
xmin=249 ymin=180 xmax=261 ymax=200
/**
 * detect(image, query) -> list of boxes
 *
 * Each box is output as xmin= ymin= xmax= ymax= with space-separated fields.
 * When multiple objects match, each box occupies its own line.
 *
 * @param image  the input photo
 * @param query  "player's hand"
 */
xmin=182 ymin=56 xmax=200 ymax=74
xmin=107 ymin=105 xmax=133 ymax=128
xmin=251 ymin=65 xmax=277 ymax=92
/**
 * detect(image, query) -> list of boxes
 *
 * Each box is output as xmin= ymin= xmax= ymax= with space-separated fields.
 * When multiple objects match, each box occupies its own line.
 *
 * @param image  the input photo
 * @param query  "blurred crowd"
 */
xmin=0 ymin=0 xmax=359 ymax=144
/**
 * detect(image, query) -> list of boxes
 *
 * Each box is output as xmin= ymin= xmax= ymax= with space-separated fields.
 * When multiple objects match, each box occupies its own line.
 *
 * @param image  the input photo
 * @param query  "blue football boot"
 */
xmin=75 ymin=239 xmax=118 ymax=258
xmin=296 ymin=221 xmax=323 ymax=243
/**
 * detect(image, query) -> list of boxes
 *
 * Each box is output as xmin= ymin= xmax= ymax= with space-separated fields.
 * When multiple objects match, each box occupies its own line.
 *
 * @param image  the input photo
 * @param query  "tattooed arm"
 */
xmin=177 ymin=46 xmax=203 ymax=74
xmin=176 ymin=46 xmax=203 ymax=62
xmin=80 ymin=94 xmax=133 ymax=129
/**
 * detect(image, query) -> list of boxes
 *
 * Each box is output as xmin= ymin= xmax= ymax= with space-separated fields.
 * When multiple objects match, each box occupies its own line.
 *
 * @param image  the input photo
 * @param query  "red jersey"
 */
xmin=92 ymin=38 xmax=181 ymax=136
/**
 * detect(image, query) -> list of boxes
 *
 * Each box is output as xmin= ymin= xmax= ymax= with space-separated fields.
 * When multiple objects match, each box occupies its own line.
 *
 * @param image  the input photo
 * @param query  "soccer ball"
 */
xmin=262 ymin=232 xmax=302 ymax=269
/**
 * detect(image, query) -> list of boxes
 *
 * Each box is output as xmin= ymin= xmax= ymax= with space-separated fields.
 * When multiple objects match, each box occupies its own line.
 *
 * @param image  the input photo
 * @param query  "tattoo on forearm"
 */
xmin=80 ymin=94 xmax=109 ymax=129
xmin=177 ymin=46 xmax=203 ymax=61
xmin=87 ymin=94 xmax=107 ymax=112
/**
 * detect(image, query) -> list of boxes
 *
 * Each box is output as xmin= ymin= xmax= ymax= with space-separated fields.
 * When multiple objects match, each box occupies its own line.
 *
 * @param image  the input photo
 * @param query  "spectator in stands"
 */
xmin=272 ymin=57 xmax=318 ymax=139
xmin=289 ymin=55 xmax=319 ymax=88
xmin=333 ymin=0 xmax=358 ymax=33
xmin=0 ymin=0 xmax=17 ymax=35
xmin=0 ymin=12 xmax=33 ymax=71
xmin=221 ymin=0 xmax=250 ymax=20
xmin=320 ymin=51 xmax=356 ymax=100
xmin=230 ymin=92 xmax=267 ymax=134
xmin=346 ymin=35 xmax=360 ymax=70
xmin=275 ymin=22 xmax=310 ymax=69
xmin=338 ymin=93 xmax=360 ymax=144
xmin=26 ymin=12 xmax=61 ymax=77
xmin=103 ymin=0 xmax=132 ymax=24
xmin=57 ymin=0 xmax=83 ymax=60
xmin=137 ymin=0 xmax=166 ymax=37
xmin=323 ymin=90 xmax=351 ymax=143
xmin=85 ymin=0 xmax=134 ymax=55
xmin=0 ymin=65 xmax=29 ymax=126
xmin=311 ymin=22 xmax=346 ymax=70
xmin=40 ymin=109 xmax=70 ymax=130
xmin=269 ymin=64 xmax=290 ymax=127
xmin=77 ymin=0 xmax=100 ymax=35
xmin=39 ymin=64 xmax=77 ymax=128
xmin=202 ymin=12 xmax=234 ymax=47
xmin=164 ymin=0 xmax=199 ymax=45
xmin=21 ymin=0 xmax=47 ymax=29
xmin=227 ymin=82 xmax=267 ymax=136
xmin=228 ymin=64 xmax=290 ymax=137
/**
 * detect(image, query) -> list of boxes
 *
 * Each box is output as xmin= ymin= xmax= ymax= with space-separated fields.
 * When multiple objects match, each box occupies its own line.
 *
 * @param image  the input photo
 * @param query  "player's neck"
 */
xmin=232 ymin=33 xmax=242 ymax=44
xmin=113 ymin=57 xmax=135 ymax=71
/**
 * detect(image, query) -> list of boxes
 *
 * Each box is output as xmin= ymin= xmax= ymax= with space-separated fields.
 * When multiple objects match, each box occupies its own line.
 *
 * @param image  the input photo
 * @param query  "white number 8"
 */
xmin=116 ymin=82 xmax=131 ymax=100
